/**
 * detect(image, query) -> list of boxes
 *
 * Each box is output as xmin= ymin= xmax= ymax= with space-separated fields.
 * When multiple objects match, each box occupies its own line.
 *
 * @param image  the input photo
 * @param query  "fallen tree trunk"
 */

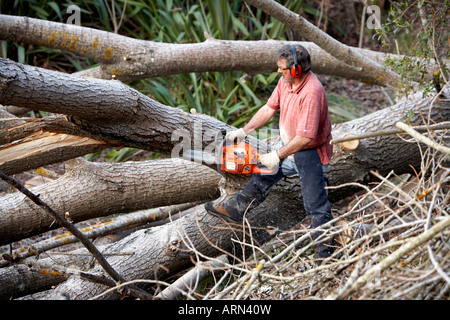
xmin=0 ymin=115 xmax=110 ymax=175
xmin=0 ymin=58 xmax=237 ymax=157
xmin=0 ymin=263 xmax=67 ymax=300
xmin=328 ymin=88 xmax=450 ymax=201
xmin=0 ymin=14 xmax=442 ymax=84
xmin=0 ymin=157 xmax=221 ymax=245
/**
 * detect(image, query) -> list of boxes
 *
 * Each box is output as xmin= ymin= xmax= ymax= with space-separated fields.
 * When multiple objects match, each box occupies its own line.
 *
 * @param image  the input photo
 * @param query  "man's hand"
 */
xmin=258 ymin=151 xmax=280 ymax=169
xmin=226 ymin=128 xmax=247 ymax=142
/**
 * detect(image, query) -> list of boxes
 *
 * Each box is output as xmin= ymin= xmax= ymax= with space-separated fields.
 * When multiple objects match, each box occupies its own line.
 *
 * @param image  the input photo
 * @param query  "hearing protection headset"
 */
xmin=290 ymin=45 xmax=302 ymax=78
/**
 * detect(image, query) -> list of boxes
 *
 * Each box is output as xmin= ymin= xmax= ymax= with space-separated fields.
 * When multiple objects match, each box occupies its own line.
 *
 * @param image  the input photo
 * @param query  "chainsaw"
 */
xmin=219 ymin=140 xmax=274 ymax=175
xmin=182 ymin=136 xmax=274 ymax=175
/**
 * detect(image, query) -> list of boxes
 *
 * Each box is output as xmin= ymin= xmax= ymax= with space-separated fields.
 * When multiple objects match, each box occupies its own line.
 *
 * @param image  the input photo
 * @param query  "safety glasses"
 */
xmin=277 ymin=65 xmax=290 ymax=74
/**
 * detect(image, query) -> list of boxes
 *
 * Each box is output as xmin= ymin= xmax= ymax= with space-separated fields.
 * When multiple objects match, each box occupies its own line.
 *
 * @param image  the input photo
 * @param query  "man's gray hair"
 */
xmin=276 ymin=44 xmax=311 ymax=73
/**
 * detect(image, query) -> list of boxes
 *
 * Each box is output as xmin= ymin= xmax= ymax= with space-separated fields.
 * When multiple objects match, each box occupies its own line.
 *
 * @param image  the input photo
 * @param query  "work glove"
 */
xmin=258 ymin=150 xmax=280 ymax=169
xmin=225 ymin=128 xmax=247 ymax=143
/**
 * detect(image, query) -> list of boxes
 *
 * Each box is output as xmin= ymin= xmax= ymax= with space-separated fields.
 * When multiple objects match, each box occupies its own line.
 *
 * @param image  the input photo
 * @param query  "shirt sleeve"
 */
xmin=266 ymin=79 xmax=282 ymax=111
xmin=295 ymin=96 xmax=321 ymax=139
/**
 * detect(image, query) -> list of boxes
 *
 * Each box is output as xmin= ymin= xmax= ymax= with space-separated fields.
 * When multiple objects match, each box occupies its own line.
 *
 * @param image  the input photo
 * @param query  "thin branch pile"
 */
xmin=170 ymin=141 xmax=449 ymax=300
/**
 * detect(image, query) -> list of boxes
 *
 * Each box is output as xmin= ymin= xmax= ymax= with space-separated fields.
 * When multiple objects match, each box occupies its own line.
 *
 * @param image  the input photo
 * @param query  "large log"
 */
xmin=0 ymin=157 xmax=221 ymax=245
xmin=0 ymin=58 xmax=236 ymax=157
xmin=0 ymin=14 xmax=442 ymax=84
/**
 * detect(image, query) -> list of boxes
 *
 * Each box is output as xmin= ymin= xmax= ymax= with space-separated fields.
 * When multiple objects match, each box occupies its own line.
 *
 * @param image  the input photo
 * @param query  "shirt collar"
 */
xmin=287 ymin=71 xmax=311 ymax=94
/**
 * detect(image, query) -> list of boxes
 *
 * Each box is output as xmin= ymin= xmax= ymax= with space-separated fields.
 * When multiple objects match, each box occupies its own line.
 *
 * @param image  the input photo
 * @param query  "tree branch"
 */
xmin=331 ymin=216 xmax=450 ymax=300
xmin=0 ymin=58 xmax=240 ymax=155
xmin=0 ymin=14 xmax=442 ymax=84
xmin=330 ymin=122 xmax=450 ymax=145
xmin=243 ymin=0 xmax=400 ymax=86
xmin=396 ymin=121 xmax=450 ymax=155
xmin=0 ymin=203 xmax=198 ymax=268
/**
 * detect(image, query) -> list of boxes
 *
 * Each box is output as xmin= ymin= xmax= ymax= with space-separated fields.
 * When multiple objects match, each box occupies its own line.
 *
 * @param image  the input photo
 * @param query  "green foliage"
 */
xmin=374 ymin=0 xmax=449 ymax=97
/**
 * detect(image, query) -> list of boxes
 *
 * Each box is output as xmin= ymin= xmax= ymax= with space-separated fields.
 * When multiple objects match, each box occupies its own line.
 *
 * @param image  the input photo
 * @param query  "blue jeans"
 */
xmin=225 ymin=148 xmax=332 ymax=231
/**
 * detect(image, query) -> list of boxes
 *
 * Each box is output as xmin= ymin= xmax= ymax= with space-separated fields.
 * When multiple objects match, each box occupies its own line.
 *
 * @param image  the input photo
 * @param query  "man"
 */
xmin=205 ymin=44 xmax=334 ymax=263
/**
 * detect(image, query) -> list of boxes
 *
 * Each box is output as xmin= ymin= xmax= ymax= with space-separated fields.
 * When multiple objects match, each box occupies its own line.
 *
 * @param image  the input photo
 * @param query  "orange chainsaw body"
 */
xmin=220 ymin=141 xmax=273 ymax=175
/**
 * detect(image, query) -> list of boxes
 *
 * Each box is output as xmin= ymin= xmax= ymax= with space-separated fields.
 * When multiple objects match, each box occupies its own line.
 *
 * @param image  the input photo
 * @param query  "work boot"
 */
xmin=204 ymin=201 xmax=242 ymax=222
xmin=314 ymin=238 xmax=335 ymax=266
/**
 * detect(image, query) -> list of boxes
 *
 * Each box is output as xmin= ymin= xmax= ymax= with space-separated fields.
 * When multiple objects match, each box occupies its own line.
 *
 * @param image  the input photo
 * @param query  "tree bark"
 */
xmin=0 ymin=157 xmax=221 ymax=245
xmin=0 ymin=58 xmax=236 ymax=156
xmin=0 ymin=14 xmax=442 ymax=84
xmin=0 ymin=264 xmax=67 ymax=300
xmin=0 ymin=130 xmax=107 ymax=175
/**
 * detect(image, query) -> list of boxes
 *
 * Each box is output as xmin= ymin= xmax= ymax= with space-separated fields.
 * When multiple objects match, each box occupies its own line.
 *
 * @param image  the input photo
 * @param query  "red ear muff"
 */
xmin=290 ymin=65 xmax=302 ymax=77
xmin=290 ymin=45 xmax=302 ymax=78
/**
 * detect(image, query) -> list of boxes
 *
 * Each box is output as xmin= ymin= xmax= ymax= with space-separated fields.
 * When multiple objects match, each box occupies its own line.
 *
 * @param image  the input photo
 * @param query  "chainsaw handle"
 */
xmin=252 ymin=165 xmax=275 ymax=174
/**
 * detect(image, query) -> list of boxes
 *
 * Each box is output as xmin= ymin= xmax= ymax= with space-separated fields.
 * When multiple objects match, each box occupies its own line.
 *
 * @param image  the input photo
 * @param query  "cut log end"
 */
xmin=340 ymin=134 xmax=360 ymax=150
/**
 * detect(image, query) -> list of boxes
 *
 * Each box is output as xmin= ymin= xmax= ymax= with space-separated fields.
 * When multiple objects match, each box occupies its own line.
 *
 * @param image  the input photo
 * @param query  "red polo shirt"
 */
xmin=266 ymin=71 xmax=333 ymax=164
